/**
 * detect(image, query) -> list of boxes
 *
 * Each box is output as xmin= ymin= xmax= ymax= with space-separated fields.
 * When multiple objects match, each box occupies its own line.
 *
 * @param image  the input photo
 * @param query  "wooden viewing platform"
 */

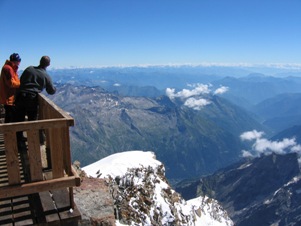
xmin=0 ymin=94 xmax=81 ymax=225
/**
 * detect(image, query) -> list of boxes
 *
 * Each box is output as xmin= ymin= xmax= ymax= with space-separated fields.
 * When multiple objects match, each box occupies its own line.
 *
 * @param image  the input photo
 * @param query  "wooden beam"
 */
xmin=71 ymin=166 xmax=80 ymax=180
xmin=0 ymin=118 xmax=74 ymax=133
xmin=39 ymin=94 xmax=74 ymax=120
xmin=0 ymin=176 xmax=80 ymax=199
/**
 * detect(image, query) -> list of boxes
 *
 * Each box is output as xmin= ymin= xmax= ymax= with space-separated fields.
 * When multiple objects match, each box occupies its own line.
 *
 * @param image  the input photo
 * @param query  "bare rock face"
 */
xmin=73 ymin=163 xmax=116 ymax=226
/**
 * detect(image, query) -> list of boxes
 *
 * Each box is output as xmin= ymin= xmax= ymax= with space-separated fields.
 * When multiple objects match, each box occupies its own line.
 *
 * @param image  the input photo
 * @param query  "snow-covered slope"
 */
xmin=83 ymin=150 xmax=233 ymax=226
xmin=83 ymin=151 xmax=161 ymax=179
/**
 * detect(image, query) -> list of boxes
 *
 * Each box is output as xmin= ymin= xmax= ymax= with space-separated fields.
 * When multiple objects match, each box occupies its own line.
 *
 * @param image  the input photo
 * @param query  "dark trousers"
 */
xmin=14 ymin=92 xmax=39 ymax=122
xmin=14 ymin=92 xmax=40 ymax=143
xmin=4 ymin=105 xmax=16 ymax=123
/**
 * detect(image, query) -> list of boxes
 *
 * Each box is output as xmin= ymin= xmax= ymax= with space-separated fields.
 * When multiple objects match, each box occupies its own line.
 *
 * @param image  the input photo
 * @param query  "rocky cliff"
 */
xmin=73 ymin=151 xmax=234 ymax=226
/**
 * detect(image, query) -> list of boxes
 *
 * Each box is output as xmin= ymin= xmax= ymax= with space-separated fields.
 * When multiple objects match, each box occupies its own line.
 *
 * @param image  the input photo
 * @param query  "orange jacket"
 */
xmin=0 ymin=60 xmax=20 ymax=105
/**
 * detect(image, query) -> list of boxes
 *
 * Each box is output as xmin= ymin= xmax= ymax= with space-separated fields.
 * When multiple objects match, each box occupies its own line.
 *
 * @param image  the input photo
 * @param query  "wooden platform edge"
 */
xmin=0 ymin=175 xmax=80 ymax=199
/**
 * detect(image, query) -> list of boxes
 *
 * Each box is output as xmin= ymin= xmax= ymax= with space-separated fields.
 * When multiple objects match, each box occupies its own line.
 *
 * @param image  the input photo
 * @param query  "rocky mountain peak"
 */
xmin=78 ymin=151 xmax=233 ymax=226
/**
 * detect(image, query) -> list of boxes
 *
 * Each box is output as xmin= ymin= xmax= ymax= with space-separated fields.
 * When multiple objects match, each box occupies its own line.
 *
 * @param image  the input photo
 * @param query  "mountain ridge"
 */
xmin=49 ymin=83 xmax=266 ymax=180
xmin=175 ymin=153 xmax=301 ymax=226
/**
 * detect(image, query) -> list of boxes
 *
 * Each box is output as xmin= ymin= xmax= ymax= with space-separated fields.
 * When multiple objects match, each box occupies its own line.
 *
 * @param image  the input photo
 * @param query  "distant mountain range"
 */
xmin=271 ymin=125 xmax=301 ymax=143
xmin=212 ymin=73 xmax=301 ymax=105
xmin=50 ymin=66 xmax=301 ymax=103
xmin=252 ymin=93 xmax=301 ymax=133
xmin=50 ymin=66 xmax=301 ymax=122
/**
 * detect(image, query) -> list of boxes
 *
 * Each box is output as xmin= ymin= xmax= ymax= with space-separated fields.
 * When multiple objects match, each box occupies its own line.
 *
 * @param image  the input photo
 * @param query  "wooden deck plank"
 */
xmin=0 ymin=198 xmax=13 ymax=225
xmin=51 ymin=189 xmax=81 ymax=225
xmin=0 ymin=154 xmax=6 ymax=161
xmin=12 ymin=196 xmax=34 ymax=226
xmin=0 ymin=162 xmax=8 ymax=169
xmin=27 ymin=193 xmax=47 ymax=224
xmin=0 ymin=151 xmax=7 ymax=185
xmin=51 ymin=188 xmax=70 ymax=209
xmin=0 ymin=177 xmax=9 ymax=186
xmin=39 ymin=191 xmax=61 ymax=223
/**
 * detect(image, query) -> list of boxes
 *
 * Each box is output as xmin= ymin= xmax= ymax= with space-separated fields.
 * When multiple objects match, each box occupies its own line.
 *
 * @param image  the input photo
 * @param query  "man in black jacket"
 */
xmin=14 ymin=56 xmax=56 ymax=147
xmin=15 ymin=56 xmax=56 ymax=121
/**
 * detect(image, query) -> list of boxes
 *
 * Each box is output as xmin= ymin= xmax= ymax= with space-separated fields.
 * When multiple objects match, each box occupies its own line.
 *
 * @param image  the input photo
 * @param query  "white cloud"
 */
xmin=166 ymin=83 xmax=215 ymax=111
xmin=166 ymin=83 xmax=230 ymax=110
xmin=214 ymin=86 xmax=229 ymax=95
xmin=241 ymin=150 xmax=253 ymax=158
xmin=240 ymin=130 xmax=264 ymax=141
xmin=184 ymin=97 xmax=211 ymax=110
xmin=291 ymin=144 xmax=301 ymax=152
xmin=166 ymin=83 xmax=210 ymax=100
xmin=166 ymin=88 xmax=176 ymax=99
xmin=240 ymin=130 xmax=301 ymax=157
xmin=253 ymin=138 xmax=296 ymax=155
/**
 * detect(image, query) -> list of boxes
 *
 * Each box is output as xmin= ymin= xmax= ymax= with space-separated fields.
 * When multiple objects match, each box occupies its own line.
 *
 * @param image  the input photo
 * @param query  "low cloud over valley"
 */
xmin=166 ymin=83 xmax=229 ymax=110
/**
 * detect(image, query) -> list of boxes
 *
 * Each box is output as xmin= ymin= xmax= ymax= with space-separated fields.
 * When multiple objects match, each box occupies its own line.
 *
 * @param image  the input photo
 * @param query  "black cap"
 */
xmin=10 ymin=53 xmax=21 ymax=62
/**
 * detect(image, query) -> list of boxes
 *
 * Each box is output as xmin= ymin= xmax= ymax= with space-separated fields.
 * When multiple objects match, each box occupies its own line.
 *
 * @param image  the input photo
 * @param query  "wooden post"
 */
xmin=4 ymin=131 xmax=21 ymax=185
xmin=27 ymin=129 xmax=43 ymax=181
xmin=49 ymin=127 xmax=64 ymax=178
xmin=62 ymin=127 xmax=72 ymax=175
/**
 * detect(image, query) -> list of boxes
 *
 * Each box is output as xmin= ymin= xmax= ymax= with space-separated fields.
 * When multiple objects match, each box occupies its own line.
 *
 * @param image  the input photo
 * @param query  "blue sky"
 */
xmin=0 ymin=0 xmax=300 ymax=70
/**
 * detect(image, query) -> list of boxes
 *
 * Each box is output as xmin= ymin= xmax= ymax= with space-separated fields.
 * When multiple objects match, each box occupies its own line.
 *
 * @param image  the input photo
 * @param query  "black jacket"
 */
xmin=19 ymin=66 xmax=56 ymax=95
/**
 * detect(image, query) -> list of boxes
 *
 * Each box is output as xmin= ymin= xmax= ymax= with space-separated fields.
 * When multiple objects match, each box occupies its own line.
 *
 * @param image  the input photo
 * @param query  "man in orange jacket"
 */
xmin=0 ymin=53 xmax=21 ymax=123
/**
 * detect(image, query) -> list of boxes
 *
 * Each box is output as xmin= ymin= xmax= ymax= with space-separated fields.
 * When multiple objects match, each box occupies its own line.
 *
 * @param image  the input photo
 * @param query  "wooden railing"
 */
xmin=0 ymin=94 xmax=80 ymax=206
